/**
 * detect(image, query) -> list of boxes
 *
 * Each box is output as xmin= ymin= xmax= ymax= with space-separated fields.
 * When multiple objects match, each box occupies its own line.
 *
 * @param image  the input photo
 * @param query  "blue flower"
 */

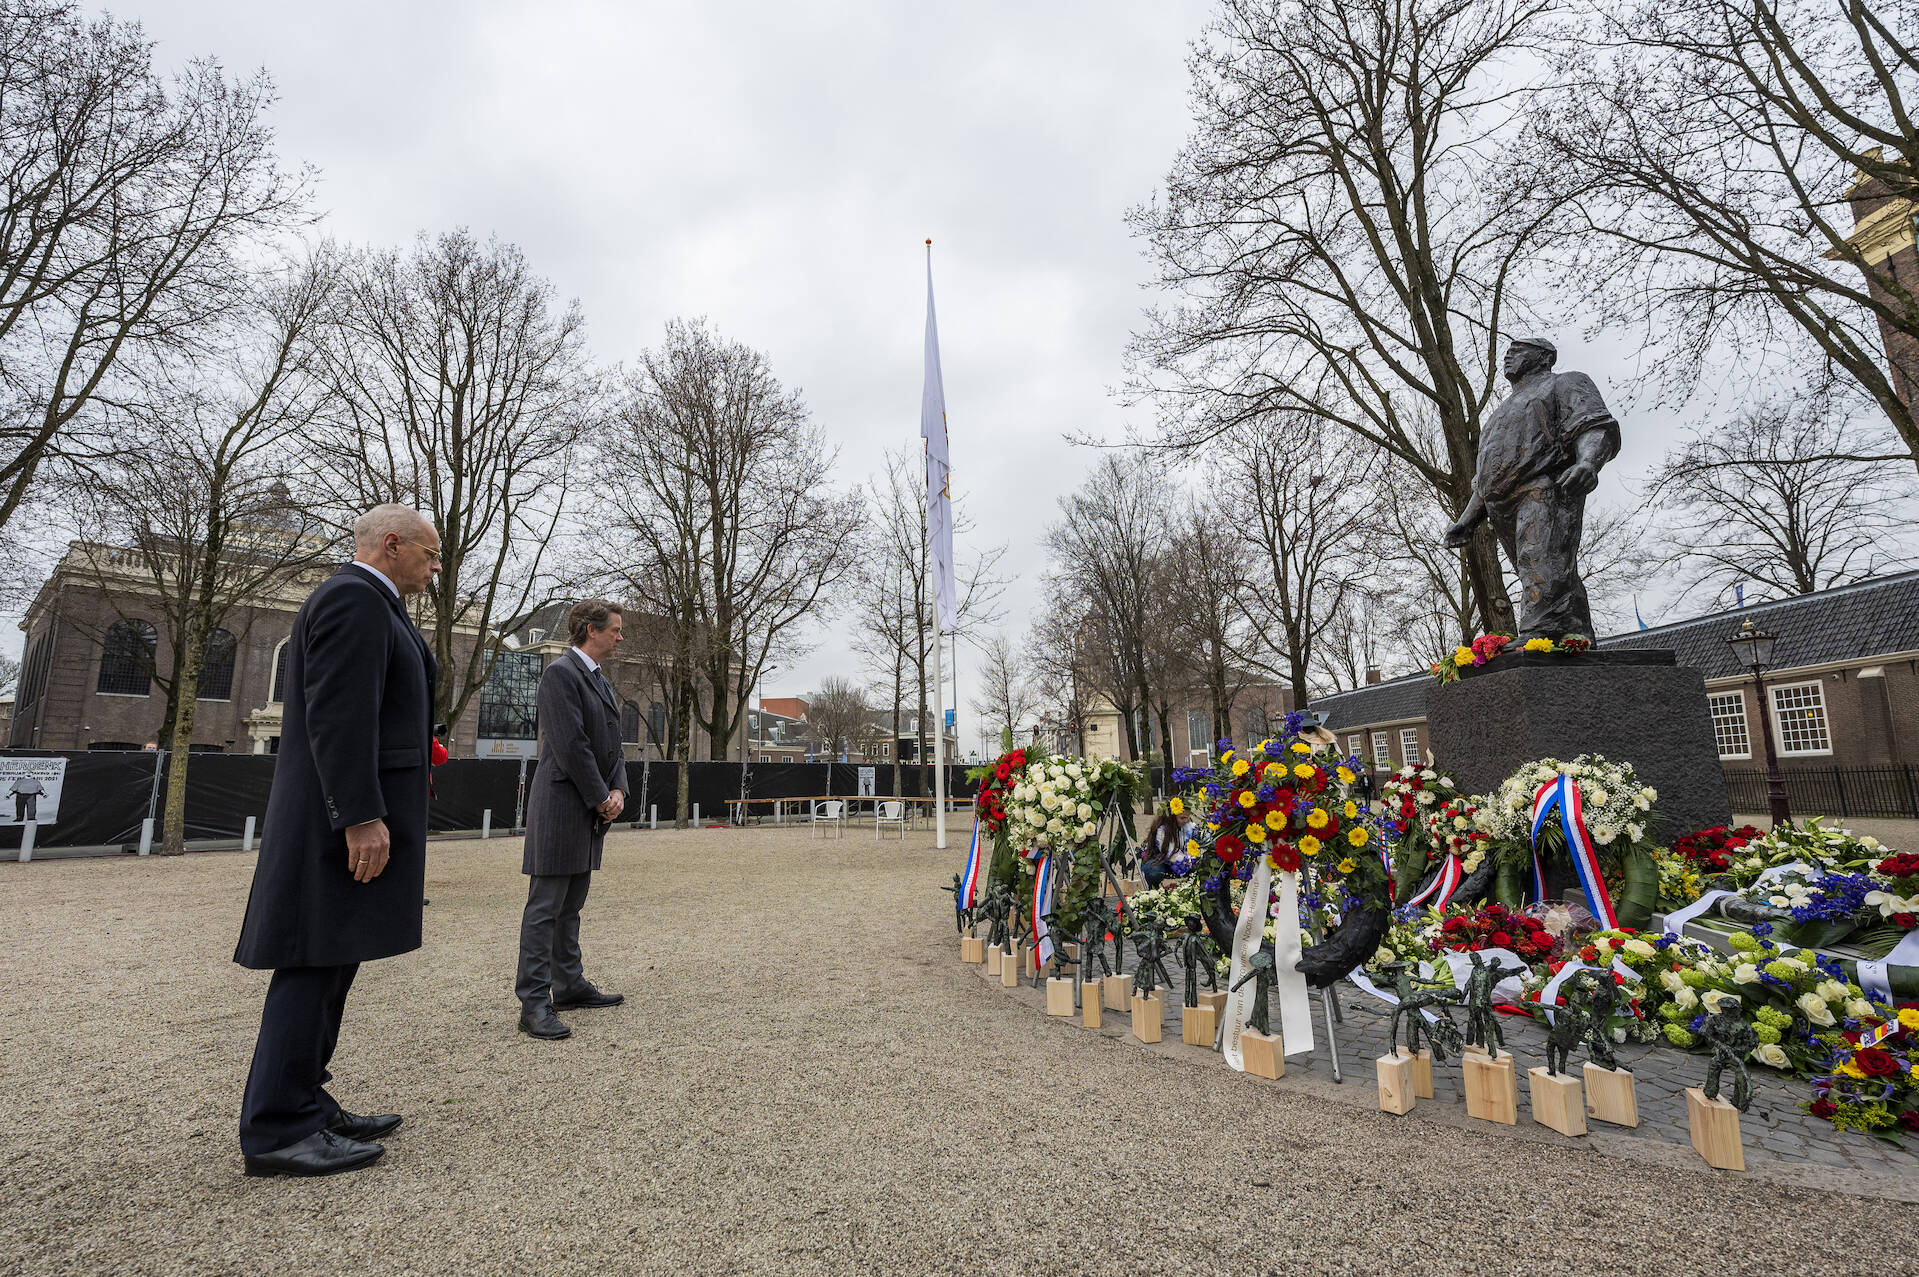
xmin=1750 ymin=921 xmax=1773 ymax=937
xmin=1202 ymin=875 xmax=1223 ymax=893
xmin=1282 ymin=710 xmax=1306 ymax=734
xmin=1654 ymin=935 xmax=1676 ymax=950
xmin=1234 ymin=863 xmax=1253 ymax=882
xmin=1215 ymin=737 xmax=1235 ymax=753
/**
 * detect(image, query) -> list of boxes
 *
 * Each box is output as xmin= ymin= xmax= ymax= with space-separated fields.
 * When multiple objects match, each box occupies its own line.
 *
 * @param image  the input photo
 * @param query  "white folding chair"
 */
xmin=812 ymin=799 xmax=844 ymax=840
xmin=875 ymin=799 xmax=906 ymax=841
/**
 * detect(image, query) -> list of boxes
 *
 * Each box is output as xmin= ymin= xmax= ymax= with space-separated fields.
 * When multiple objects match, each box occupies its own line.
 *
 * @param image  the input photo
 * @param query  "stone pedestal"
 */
xmin=1464 ymin=1051 xmax=1518 ymax=1125
xmin=1528 ymin=1067 xmax=1588 ymax=1137
xmin=1022 ymin=945 xmax=1038 ymax=980
xmin=1241 ymin=1029 xmax=1284 ymax=1079
xmin=1377 ymin=1050 xmax=1416 ymax=1115
xmin=1131 ymin=993 xmax=1164 ymax=1043
xmin=1428 ymin=650 xmax=1730 ymax=836
xmin=1181 ymin=1004 xmax=1217 ymax=1047
xmin=1584 ymin=1064 xmax=1639 ymax=1128
xmin=1686 ymin=1087 xmax=1745 ymax=1171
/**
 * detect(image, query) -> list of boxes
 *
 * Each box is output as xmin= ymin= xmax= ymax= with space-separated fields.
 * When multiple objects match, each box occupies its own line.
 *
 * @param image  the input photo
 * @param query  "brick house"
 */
xmin=1832 ymin=159 xmax=1919 ymax=403
xmin=1312 ymin=573 xmax=1919 ymax=782
xmin=1079 ymin=680 xmax=1295 ymax=767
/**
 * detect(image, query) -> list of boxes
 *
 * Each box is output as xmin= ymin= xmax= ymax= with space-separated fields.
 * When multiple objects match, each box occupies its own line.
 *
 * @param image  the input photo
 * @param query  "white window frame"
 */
xmin=1347 ymin=734 xmax=1362 ymax=758
xmin=1399 ymin=728 xmax=1421 ymax=766
xmin=1371 ymin=731 xmax=1389 ymax=765
xmin=1707 ymin=690 xmax=1751 ymax=761
xmin=1769 ymin=680 xmax=1833 ymax=757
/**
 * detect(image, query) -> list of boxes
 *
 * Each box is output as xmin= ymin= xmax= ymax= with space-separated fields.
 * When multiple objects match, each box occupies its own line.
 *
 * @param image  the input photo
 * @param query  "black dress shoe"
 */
xmin=243 ymin=1129 xmax=383 ymax=1178
xmin=552 ymin=984 xmax=624 ymax=1010
xmin=328 ymin=1109 xmax=403 ymax=1141
xmin=518 ymin=1006 xmax=572 ymax=1039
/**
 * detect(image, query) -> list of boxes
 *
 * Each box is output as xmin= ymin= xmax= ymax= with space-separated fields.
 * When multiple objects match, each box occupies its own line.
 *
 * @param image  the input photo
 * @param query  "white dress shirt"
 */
xmin=351 ymin=561 xmax=400 ymax=599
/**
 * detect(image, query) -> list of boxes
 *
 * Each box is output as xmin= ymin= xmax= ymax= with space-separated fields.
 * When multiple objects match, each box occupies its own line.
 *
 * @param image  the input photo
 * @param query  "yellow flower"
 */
xmin=1523 ymin=637 xmax=1553 ymax=652
xmin=1336 ymin=765 xmax=1356 ymax=785
xmin=1232 ymin=758 xmax=1251 ymax=777
xmin=1899 ymin=1008 xmax=1919 ymax=1031
xmin=1836 ymin=1060 xmax=1868 ymax=1080
xmin=1206 ymin=822 xmax=1219 ymax=831
xmin=1343 ymin=800 xmax=1358 ymax=818
xmin=1168 ymin=796 xmax=1184 ymax=816
xmin=1259 ymin=739 xmax=1275 ymax=753
xmin=1453 ymin=647 xmax=1474 ymax=667
xmin=1220 ymin=749 xmax=1234 ymax=763
xmin=1264 ymin=810 xmax=1285 ymax=831
xmin=1263 ymin=761 xmax=1284 ymax=779
xmin=1347 ymin=827 xmax=1369 ymax=847
xmin=1246 ymin=823 xmax=1268 ymax=844
xmin=1290 ymin=741 xmax=1310 ymax=755
xmin=1237 ymin=790 xmax=1256 ymax=809
xmin=1185 ymin=839 xmax=1201 ymax=857
xmin=1299 ymin=834 xmax=1322 ymax=855
xmin=1336 ymin=858 xmax=1356 ymax=874
xmin=1293 ymin=763 xmax=1315 ymax=779
xmin=1306 ymin=808 xmax=1330 ymax=829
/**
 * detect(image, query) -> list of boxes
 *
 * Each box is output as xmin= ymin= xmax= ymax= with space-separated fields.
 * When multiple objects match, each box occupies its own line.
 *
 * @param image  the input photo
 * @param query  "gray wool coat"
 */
xmin=521 ymin=651 xmax=630 ymax=876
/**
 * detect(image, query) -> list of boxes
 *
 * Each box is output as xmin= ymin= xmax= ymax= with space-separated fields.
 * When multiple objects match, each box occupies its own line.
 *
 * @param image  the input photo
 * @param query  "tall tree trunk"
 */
xmin=890 ymin=649 xmax=903 ymax=799
xmin=159 ymin=624 xmax=205 ymax=856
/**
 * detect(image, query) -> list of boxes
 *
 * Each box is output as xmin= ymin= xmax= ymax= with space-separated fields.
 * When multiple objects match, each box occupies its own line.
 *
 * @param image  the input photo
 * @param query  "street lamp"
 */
xmin=1727 ymin=619 xmax=1791 ymax=829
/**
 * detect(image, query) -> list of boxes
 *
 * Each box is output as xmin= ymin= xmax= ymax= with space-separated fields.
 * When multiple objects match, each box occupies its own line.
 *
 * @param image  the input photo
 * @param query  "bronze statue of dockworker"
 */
xmin=1444 ymin=337 xmax=1621 ymax=640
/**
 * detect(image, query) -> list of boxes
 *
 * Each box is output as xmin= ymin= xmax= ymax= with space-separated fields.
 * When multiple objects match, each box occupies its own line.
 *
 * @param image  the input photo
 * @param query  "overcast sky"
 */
xmin=11 ymin=1 xmax=1701 ymax=754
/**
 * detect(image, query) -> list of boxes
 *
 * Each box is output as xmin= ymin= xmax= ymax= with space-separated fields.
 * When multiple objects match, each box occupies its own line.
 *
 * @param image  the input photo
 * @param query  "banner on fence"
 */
xmin=0 ymin=756 xmax=65 ymax=825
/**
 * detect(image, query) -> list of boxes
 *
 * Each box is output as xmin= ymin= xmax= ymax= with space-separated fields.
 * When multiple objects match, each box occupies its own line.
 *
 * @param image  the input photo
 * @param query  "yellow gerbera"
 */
xmin=1232 ymin=758 xmax=1251 ymax=777
xmin=1264 ymin=810 xmax=1285 ymax=831
xmin=1453 ymin=647 xmax=1474 ymax=666
xmin=1336 ymin=858 xmax=1356 ymax=874
xmin=1263 ymin=761 xmax=1284 ymax=779
xmin=1347 ymin=827 xmax=1369 ymax=847
xmin=1524 ymin=637 xmax=1553 ymax=652
xmin=1836 ymin=1060 xmax=1867 ymax=1080
xmin=1336 ymin=765 xmax=1356 ymax=785
xmin=1899 ymin=1008 xmax=1919 ymax=1031
xmin=1306 ymin=808 xmax=1330 ymax=829
xmin=1237 ymin=790 xmax=1256 ymax=808
xmin=1293 ymin=763 xmax=1315 ymax=779
xmin=1343 ymin=800 xmax=1358 ymax=818
xmin=1299 ymin=834 xmax=1322 ymax=856
xmin=1206 ymin=822 xmax=1219 ymax=831
xmin=1246 ymin=823 xmax=1267 ymax=844
xmin=1185 ymin=839 xmax=1201 ymax=857
xmin=1220 ymin=749 xmax=1235 ymax=763
xmin=1168 ymin=796 xmax=1184 ymax=816
xmin=1289 ymin=741 xmax=1310 ymax=755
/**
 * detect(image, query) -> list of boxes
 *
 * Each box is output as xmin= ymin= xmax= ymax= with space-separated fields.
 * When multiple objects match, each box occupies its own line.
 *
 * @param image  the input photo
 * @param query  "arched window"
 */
xmin=196 ymin=628 xmax=236 ymax=700
xmin=647 ymin=701 xmax=666 ymax=744
xmin=97 ymin=620 xmax=157 ymax=696
xmin=269 ymin=640 xmax=290 ymax=703
xmin=621 ymin=700 xmax=641 ymax=744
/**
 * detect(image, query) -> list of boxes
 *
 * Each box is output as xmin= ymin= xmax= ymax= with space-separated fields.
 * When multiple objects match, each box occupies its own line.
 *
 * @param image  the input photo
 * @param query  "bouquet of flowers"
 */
xmin=1808 ymin=1010 xmax=1919 ymax=1142
xmin=1478 ymin=755 xmax=1657 ymax=849
xmin=1428 ymin=632 xmax=1591 ymax=684
xmin=1720 ymin=817 xmax=1886 ymax=888
xmin=1432 ymin=902 xmax=1557 ymax=960
xmin=1651 ymin=845 xmax=1707 ymax=910
xmin=1378 ymin=764 xmax=1461 ymax=896
xmin=1670 ymin=823 xmax=1764 ymax=874
xmin=969 ymin=746 xmax=1028 ymax=839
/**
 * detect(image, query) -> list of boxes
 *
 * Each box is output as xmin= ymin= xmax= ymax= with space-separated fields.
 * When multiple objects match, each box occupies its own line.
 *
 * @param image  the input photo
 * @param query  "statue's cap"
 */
xmin=1510 ymin=335 xmax=1558 ymax=358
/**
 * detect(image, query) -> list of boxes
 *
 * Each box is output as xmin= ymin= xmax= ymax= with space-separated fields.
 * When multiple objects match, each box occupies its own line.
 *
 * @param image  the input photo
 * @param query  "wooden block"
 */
xmin=1242 ymin=1029 xmax=1285 ymax=1080
xmin=1412 ymin=1048 xmax=1434 ymax=1100
xmin=1022 ymin=945 xmax=1038 ymax=979
xmin=1584 ymin=1064 xmax=1639 ymax=1128
xmin=1130 ymin=993 xmax=1164 ymax=1043
xmin=1463 ymin=1053 xmax=1518 ymax=1125
xmin=1527 ymin=1067 xmax=1588 ymax=1138
xmin=1199 ymin=990 xmax=1227 ymax=1021
xmin=1377 ymin=1050 xmax=1416 ymax=1115
xmin=984 ymin=945 xmax=1003 ymax=976
xmin=1046 ymin=978 xmax=1075 ymax=1017
xmin=1001 ymin=947 xmax=1020 ymax=988
xmin=1686 ymin=1086 xmax=1746 ymax=1171
xmin=1102 ymin=975 xmax=1129 ymax=1011
xmin=1181 ymin=1004 xmax=1217 ymax=1047
xmin=960 ymin=936 xmax=983 ymax=963
xmin=1081 ymin=990 xmax=1102 ymax=1029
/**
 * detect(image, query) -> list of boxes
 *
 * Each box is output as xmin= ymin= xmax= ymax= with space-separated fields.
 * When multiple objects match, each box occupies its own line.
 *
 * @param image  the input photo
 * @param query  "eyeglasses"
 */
xmin=403 ymin=537 xmax=443 ymax=563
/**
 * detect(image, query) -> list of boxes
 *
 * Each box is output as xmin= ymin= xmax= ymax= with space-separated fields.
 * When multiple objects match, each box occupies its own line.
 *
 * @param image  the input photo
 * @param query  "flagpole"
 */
xmin=926 ymin=238 xmax=948 ymax=851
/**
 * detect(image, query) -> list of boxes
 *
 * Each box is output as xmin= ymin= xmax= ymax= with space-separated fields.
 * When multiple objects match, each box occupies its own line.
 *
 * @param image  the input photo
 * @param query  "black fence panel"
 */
xmin=0 ymin=749 xmax=157 ymax=849
xmin=428 ymin=759 xmax=528 ymax=831
xmin=1723 ymin=765 xmax=1919 ymax=820
xmin=180 ymin=754 xmax=278 ymax=838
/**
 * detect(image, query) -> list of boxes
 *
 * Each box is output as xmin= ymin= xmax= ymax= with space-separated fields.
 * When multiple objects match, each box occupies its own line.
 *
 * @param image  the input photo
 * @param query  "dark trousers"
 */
xmin=516 ymin=871 xmax=592 ymax=1010
xmin=239 ymin=963 xmax=360 ymax=1155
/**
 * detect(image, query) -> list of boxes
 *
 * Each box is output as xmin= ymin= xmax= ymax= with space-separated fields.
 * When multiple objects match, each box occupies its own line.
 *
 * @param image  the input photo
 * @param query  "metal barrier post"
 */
xmin=482 ymin=809 xmax=492 ymax=839
xmin=693 ymin=802 xmax=700 ymax=827
xmin=137 ymin=818 xmax=154 ymax=856
xmin=18 ymin=820 xmax=35 ymax=862
xmin=242 ymin=816 xmax=256 ymax=852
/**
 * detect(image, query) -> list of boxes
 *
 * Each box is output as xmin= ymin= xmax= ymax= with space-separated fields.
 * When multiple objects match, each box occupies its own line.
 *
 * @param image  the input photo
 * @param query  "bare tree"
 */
xmin=65 ymin=256 xmax=338 ymax=853
xmin=0 ymin=650 xmax=19 ymax=698
xmin=805 ymin=675 xmax=869 ymax=762
xmin=0 ymin=0 xmax=308 ymax=534
xmin=1535 ymin=0 xmax=1919 ymax=471
xmin=969 ymin=633 xmax=1039 ymax=745
xmin=1310 ymin=584 xmax=1389 ymax=693
xmin=1646 ymin=393 xmax=1918 ymax=605
xmin=1166 ymin=496 xmax=1256 ymax=742
xmin=1024 ymin=578 xmax=1099 ymax=758
xmin=1129 ymin=0 xmax=1564 ymax=635
xmin=313 ymin=229 xmax=593 ymax=736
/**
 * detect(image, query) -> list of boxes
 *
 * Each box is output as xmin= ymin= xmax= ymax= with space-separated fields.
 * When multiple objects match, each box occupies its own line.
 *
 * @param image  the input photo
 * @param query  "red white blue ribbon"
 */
xmin=1406 ymin=853 xmax=1464 ymax=910
xmin=957 ymin=816 xmax=985 ymax=912
xmin=1530 ymin=776 xmax=1616 ymax=929
xmin=1031 ymin=853 xmax=1057 ymax=967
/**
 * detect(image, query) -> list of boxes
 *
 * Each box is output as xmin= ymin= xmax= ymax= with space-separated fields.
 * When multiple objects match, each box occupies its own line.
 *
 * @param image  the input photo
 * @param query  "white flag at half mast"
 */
xmin=920 ymin=249 xmax=958 ymax=630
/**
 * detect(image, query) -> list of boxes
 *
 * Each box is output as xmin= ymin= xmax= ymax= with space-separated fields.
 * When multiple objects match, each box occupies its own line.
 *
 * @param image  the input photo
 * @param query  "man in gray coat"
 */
xmin=515 ymin=599 xmax=630 ymax=1040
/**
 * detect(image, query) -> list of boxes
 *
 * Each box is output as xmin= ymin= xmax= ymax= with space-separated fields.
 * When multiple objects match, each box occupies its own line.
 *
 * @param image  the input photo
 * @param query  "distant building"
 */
xmin=1078 ymin=680 xmax=1295 ymax=767
xmin=1312 ymin=573 xmax=1919 ymax=777
xmin=1832 ymin=158 xmax=1919 ymax=404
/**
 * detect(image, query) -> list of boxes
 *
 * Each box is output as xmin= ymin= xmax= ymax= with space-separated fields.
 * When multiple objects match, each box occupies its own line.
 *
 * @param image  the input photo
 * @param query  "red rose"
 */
xmin=1901 ymin=1110 xmax=1919 ymax=1132
xmin=1578 ymin=945 xmax=1599 ymax=963
xmin=1809 ymin=1098 xmax=1838 ymax=1119
xmin=1895 ymin=913 xmax=1917 ymax=929
xmin=1490 ymin=931 xmax=1512 ymax=948
xmin=1855 ymin=1047 xmax=1899 ymax=1078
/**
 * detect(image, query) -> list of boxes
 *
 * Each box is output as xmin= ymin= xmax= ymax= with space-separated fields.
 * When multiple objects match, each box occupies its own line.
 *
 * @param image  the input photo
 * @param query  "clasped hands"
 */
xmin=596 ymin=790 xmax=625 ymax=821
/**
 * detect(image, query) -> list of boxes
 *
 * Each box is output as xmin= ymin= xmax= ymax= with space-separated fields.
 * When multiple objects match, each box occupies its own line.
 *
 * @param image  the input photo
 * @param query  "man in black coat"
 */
xmin=515 ymin=599 xmax=630 ymax=1040
xmin=232 ymin=505 xmax=441 ymax=1177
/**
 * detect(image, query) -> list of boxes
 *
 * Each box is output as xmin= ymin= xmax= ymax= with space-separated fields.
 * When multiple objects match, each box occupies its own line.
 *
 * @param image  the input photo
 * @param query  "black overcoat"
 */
xmin=234 ymin=564 xmax=437 ymax=969
xmin=521 ymin=652 xmax=629 ymax=876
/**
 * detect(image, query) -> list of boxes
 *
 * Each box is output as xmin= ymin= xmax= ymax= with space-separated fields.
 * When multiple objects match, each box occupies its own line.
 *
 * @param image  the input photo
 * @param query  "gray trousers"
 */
xmin=515 ymin=871 xmax=593 ymax=1010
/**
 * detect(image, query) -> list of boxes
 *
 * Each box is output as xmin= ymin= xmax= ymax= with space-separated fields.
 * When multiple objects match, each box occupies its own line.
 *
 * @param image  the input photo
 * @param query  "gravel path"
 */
xmin=2 ymin=828 xmax=1913 ymax=1276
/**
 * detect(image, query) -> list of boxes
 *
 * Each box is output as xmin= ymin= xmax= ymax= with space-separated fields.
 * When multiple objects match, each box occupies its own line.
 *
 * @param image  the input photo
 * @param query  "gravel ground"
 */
xmin=2 ymin=827 xmax=1915 ymax=1277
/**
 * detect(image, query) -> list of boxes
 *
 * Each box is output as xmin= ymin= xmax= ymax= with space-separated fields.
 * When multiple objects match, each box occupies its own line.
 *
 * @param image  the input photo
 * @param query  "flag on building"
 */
xmin=920 ymin=247 xmax=958 ymax=630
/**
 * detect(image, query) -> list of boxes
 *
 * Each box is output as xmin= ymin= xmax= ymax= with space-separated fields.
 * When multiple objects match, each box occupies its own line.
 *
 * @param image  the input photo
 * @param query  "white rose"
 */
xmin=1624 ymin=939 xmax=1655 ymax=960
xmin=1797 ymin=992 xmax=1837 ymax=1027
xmin=1034 ymin=832 xmax=1050 ymax=848
xmin=1752 ymin=1043 xmax=1790 ymax=1070
xmin=1862 ymin=835 xmax=1882 ymax=850
xmin=1846 ymin=998 xmax=1874 ymax=1020
xmin=1733 ymin=963 xmax=1760 ymax=985
xmin=1660 ymin=970 xmax=1686 ymax=995
xmin=1626 ymin=824 xmax=1644 ymax=843
xmin=1046 ymin=817 xmax=1064 ymax=834
xmin=1077 ymin=803 xmax=1092 ymax=821
xmin=1673 ymin=986 xmax=1700 ymax=1011
xmin=1815 ymin=979 xmax=1848 ymax=1003
xmin=1027 ymin=810 xmax=1045 ymax=828
xmin=1588 ymin=788 xmax=1609 ymax=806
xmin=1633 ymin=796 xmax=1650 ymax=812
xmin=1642 ymin=787 xmax=1657 ymax=803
